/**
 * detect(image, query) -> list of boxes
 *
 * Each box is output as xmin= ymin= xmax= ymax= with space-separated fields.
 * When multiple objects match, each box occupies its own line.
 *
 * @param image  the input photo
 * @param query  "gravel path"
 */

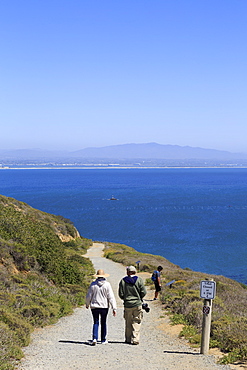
xmin=17 ymin=243 xmax=232 ymax=370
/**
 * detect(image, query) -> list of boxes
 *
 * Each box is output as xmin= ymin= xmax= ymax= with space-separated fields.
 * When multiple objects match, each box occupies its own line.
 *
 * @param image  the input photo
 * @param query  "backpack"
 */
xmin=151 ymin=271 xmax=158 ymax=282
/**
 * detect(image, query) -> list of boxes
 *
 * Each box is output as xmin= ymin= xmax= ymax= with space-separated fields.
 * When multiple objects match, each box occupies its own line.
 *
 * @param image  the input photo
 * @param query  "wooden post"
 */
xmin=136 ymin=260 xmax=141 ymax=272
xmin=200 ymin=298 xmax=212 ymax=354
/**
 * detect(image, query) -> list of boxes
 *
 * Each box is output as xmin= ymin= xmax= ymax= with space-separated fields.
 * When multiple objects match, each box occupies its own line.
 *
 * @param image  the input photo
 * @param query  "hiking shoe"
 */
xmin=101 ymin=340 xmax=108 ymax=344
xmin=91 ymin=339 xmax=97 ymax=346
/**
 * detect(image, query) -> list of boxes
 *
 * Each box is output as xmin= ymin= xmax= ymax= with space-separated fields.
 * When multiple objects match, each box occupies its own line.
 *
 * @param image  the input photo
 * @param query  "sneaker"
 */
xmin=91 ymin=339 xmax=97 ymax=346
xmin=153 ymin=298 xmax=157 ymax=300
xmin=101 ymin=340 xmax=108 ymax=344
xmin=132 ymin=341 xmax=139 ymax=345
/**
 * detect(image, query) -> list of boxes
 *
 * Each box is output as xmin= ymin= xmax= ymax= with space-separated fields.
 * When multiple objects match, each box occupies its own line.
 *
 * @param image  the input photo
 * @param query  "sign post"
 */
xmin=136 ymin=260 xmax=141 ymax=271
xmin=165 ymin=279 xmax=176 ymax=289
xmin=200 ymin=279 xmax=216 ymax=355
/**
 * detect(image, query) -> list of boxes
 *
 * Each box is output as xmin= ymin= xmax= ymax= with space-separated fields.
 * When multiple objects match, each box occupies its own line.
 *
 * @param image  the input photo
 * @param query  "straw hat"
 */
xmin=94 ymin=269 xmax=110 ymax=278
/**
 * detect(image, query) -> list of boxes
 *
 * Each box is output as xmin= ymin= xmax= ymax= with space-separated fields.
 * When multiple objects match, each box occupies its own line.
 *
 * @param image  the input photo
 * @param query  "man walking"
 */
xmin=152 ymin=265 xmax=163 ymax=300
xmin=118 ymin=265 xmax=147 ymax=345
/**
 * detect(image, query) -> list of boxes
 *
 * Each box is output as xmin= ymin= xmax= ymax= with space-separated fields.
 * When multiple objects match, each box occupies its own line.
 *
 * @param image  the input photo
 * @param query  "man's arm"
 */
xmin=118 ymin=280 xmax=124 ymax=300
xmin=157 ymin=273 xmax=161 ymax=286
xmin=138 ymin=278 xmax=147 ymax=299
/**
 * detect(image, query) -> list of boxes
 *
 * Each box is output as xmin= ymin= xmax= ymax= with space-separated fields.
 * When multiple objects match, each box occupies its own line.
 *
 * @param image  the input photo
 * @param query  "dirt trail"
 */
xmin=17 ymin=243 xmax=236 ymax=370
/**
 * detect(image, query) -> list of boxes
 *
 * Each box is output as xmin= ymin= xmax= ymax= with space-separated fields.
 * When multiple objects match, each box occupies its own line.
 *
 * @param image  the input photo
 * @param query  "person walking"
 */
xmin=118 ymin=265 xmax=147 ymax=345
xmin=151 ymin=265 xmax=163 ymax=300
xmin=86 ymin=269 xmax=117 ymax=346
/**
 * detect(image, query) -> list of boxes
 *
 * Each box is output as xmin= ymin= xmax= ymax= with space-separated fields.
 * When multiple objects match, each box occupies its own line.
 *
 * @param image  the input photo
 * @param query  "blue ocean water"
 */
xmin=0 ymin=168 xmax=246 ymax=284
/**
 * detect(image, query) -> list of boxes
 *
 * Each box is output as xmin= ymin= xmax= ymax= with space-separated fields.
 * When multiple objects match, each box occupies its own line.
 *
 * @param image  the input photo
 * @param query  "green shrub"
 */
xmin=170 ymin=313 xmax=188 ymax=325
xmin=8 ymin=345 xmax=23 ymax=360
xmin=53 ymin=294 xmax=73 ymax=316
xmin=212 ymin=316 xmax=247 ymax=354
xmin=0 ymin=309 xmax=32 ymax=346
xmin=239 ymin=282 xmax=247 ymax=289
xmin=0 ymin=321 xmax=18 ymax=370
xmin=179 ymin=325 xmax=197 ymax=339
xmin=19 ymin=305 xmax=51 ymax=326
xmin=141 ymin=264 xmax=151 ymax=271
xmin=189 ymin=333 xmax=201 ymax=345
xmin=145 ymin=278 xmax=154 ymax=287
xmin=63 ymin=237 xmax=92 ymax=252
xmin=220 ymin=347 xmax=247 ymax=364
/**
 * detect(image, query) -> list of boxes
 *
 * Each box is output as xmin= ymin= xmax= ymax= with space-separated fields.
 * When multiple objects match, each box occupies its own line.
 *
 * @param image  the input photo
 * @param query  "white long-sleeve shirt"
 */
xmin=86 ymin=278 xmax=117 ymax=310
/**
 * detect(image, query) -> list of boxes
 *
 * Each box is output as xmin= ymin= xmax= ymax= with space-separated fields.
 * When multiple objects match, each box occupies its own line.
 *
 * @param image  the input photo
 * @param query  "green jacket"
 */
xmin=118 ymin=275 xmax=147 ymax=308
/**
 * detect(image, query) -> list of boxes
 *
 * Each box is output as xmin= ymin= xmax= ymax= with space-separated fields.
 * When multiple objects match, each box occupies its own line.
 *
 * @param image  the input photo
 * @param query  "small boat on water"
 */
xmin=109 ymin=196 xmax=118 ymax=200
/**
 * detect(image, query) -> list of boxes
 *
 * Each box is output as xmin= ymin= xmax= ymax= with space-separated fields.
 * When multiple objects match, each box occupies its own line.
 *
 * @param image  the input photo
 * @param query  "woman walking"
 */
xmin=86 ymin=269 xmax=117 ymax=345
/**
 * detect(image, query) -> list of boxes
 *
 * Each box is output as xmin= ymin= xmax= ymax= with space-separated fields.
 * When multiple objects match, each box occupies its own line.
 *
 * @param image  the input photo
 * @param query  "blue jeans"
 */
xmin=91 ymin=308 xmax=109 ymax=342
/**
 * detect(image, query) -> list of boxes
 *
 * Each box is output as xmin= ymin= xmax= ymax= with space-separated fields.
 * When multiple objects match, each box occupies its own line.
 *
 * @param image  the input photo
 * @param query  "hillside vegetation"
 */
xmin=0 ymin=195 xmax=94 ymax=370
xmin=104 ymin=242 xmax=247 ymax=365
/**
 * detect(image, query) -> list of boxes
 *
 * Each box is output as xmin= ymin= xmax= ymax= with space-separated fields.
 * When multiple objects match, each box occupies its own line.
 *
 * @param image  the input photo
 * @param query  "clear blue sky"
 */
xmin=1 ymin=0 xmax=247 ymax=153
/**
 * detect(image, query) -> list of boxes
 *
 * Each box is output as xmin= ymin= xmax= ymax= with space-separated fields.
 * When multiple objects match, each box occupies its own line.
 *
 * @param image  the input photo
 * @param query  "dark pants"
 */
xmin=91 ymin=308 xmax=109 ymax=342
xmin=154 ymin=281 xmax=161 ymax=292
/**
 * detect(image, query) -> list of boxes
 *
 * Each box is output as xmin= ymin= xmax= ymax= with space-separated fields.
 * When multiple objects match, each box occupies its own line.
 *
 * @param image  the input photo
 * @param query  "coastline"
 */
xmin=2 ymin=166 xmax=247 ymax=170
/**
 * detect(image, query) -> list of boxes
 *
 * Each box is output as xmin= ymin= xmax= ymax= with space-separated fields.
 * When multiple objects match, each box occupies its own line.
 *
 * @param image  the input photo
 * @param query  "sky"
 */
xmin=1 ymin=0 xmax=247 ymax=153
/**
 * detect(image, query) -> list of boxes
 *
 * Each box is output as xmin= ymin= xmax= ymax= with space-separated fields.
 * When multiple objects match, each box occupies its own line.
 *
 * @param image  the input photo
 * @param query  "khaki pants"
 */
xmin=123 ymin=305 xmax=143 ymax=343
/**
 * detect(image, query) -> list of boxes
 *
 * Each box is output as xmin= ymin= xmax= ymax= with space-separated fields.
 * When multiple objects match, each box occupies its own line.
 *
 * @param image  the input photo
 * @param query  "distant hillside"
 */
xmin=0 ymin=195 xmax=94 ymax=369
xmin=0 ymin=148 xmax=68 ymax=159
xmin=1 ymin=143 xmax=247 ymax=161
xmin=72 ymin=143 xmax=247 ymax=159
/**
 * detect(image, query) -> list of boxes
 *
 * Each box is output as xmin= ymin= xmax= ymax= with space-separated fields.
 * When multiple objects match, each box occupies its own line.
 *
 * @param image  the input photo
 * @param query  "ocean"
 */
xmin=0 ymin=168 xmax=246 ymax=284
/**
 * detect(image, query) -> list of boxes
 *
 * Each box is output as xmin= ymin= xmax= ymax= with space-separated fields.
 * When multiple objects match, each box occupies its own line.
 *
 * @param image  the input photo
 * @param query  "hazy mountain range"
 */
xmin=0 ymin=143 xmax=246 ymax=160
xmin=72 ymin=143 xmax=247 ymax=160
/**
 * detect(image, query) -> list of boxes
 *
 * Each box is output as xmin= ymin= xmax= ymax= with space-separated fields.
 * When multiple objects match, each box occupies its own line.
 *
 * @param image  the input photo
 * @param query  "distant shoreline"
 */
xmin=1 ymin=166 xmax=247 ymax=170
